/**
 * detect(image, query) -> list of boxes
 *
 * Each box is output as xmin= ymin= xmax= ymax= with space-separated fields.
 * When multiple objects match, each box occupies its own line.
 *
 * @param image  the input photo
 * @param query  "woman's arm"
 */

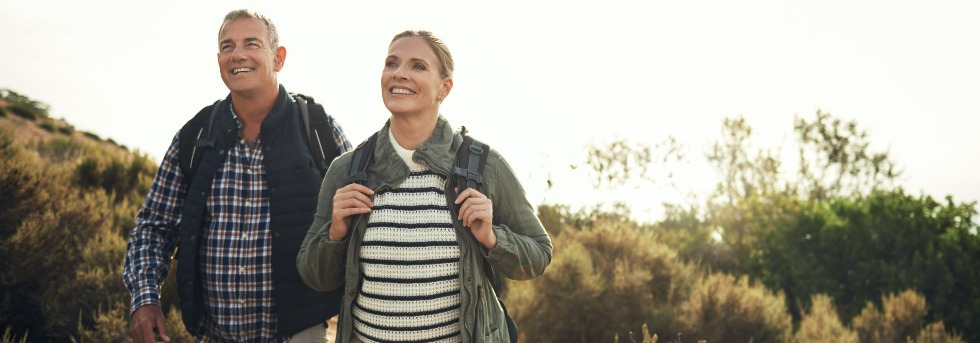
xmin=484 ymin=152 xmax=553 ymax=280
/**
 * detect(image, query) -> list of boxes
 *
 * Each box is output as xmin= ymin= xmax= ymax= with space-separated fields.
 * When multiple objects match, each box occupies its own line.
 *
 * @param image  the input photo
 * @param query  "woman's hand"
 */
xmin=330 ymin=183 xmax=374 ymax=241
xmin=455 ymin=188 xmax=496 ymax=249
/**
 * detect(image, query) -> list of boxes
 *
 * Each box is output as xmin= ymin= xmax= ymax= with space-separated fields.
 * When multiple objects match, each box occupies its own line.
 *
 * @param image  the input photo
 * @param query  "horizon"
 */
xmin=2 ymin=1 xmax=979 ymax=221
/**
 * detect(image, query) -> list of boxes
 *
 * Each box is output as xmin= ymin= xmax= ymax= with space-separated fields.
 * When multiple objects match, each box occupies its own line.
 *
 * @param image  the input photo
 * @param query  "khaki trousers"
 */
xmin=286 ymin=323 xmax=328 ymax=343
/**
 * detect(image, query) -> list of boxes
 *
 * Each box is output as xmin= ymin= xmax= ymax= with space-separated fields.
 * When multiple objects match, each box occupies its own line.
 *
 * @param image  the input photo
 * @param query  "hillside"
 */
xmin=0 ymin=96 xmax=132 ymax=158
xmin=0 ymin=89 xmax=171 ymax=342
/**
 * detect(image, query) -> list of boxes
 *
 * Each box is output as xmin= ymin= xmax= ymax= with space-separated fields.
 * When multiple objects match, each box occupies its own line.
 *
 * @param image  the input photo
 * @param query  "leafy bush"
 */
xmin=57 ymin=125 xmax=73 ymax=135
xmin=0 ymin=124 xmax=155 ymax=340
xmin=0 ymin=106 xmax=7 ymax=117
xmin=675 ymin=273 xmax=792 ymax=343
xmin=8 ymin=103 xmax=40 ymax=120
xmin=81 ymin=131 xmax=101 ymax=141
xmin=39 ymin=120 xmax=56 ymax=132
xmin=37 ymin=136 xmax=86 ymax=163
xmin=851 ymin=290 xmax=964 ymax=343
xmin=792 ymin=294 xmax=858 ymax=343
xmin=507 ymin=221 xmax=696 ymax=342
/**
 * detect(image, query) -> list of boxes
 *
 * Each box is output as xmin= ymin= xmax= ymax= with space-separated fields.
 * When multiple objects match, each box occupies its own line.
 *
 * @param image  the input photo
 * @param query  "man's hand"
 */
xmin=130 ymin=304 xmax=170 ymax=343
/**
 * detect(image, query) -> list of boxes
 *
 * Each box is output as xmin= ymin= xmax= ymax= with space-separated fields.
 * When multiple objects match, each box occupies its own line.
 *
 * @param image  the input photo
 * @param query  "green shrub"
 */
xmin=39 ymin=120 xmax=56 ymax=132
xmin=792 ymin=294 xmax=857 ymax=343
xmin=508 ymin=223 xmax=696 ymax=342
xmin=57 ymin=126 xmax=73 ymax=135
xmin=676 ymin=273 xmax=793 ymax=343
xmin=852 ymin=290 xmax=963 ymax=343
xmin=81 ymin=131 xmax=101 ymax=141
xmin=8 ymin=103 xmax=39 ymax=120
xmin=0 ymin=106 xmax=7 ymax=117
xmin=38 ymin=136 xmax=84 ymax=162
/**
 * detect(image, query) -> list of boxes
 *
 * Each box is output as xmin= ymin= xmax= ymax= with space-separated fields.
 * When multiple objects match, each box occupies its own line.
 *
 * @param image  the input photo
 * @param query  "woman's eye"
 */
xmin=412 ymin=63 xmax=426 ymax=71
xmin=385 ymin=61 xmax=397 ymax=68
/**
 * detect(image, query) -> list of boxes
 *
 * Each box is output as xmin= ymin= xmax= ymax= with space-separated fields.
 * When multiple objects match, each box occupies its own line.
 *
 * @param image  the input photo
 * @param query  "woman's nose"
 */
xmin=392 ymin=66 xmax=409 ymax=80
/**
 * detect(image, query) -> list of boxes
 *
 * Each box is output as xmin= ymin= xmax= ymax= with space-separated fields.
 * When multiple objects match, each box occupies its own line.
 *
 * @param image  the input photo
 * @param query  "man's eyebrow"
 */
xmin=219 ymin=38 xmax=233 ymax=45
xmin=244 ymin=37 xmax=263 ymax=44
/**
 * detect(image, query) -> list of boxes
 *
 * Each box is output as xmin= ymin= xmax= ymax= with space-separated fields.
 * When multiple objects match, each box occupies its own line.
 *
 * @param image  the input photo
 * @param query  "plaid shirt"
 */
xmin=123 ymin=102 xmax=352 ymax=342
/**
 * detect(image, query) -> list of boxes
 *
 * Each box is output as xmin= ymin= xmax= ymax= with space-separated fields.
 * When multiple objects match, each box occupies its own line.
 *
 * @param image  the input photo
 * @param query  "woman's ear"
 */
xmin=439 ymin=77 xmax=453 ymax=101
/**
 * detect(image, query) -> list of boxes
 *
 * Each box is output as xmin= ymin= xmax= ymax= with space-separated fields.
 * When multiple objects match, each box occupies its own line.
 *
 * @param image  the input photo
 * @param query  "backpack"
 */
xmin=178 ymin=93 xmax=340 ymax=181
xmin=345 ymin=130 xmax=518 ymax=342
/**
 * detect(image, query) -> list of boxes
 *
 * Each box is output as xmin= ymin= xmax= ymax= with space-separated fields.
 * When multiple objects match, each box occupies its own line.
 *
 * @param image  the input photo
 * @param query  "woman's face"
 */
xmin=381 ymin=36 xmax=452 ymax=118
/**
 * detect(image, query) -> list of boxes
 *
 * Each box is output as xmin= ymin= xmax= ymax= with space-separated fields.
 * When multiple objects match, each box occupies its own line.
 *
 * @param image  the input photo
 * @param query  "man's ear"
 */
xmin=274 ymin=46 xmax=287 ymax=72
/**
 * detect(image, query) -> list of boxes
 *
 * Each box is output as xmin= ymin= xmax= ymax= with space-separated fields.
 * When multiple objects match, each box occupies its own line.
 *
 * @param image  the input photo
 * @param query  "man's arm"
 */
xmin=330 ymin=118 xmax=353 ymax=154
xmin=122 ymin=133 xmax=186 ymax=342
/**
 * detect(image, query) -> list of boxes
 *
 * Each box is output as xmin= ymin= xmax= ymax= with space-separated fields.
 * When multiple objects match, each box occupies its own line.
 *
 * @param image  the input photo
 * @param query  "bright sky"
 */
xmin=3 ymin=1 xmax=979 ymax=222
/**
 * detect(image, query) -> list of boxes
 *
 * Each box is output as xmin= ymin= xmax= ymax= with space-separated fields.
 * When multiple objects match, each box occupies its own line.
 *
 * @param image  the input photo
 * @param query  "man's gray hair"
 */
xmin=218 ymin=9 xmax=280 ymax=49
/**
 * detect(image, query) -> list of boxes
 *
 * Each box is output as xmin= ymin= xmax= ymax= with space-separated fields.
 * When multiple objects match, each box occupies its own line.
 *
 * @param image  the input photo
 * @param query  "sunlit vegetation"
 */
xmin=1 ymin=90 xmax=976 ymax=342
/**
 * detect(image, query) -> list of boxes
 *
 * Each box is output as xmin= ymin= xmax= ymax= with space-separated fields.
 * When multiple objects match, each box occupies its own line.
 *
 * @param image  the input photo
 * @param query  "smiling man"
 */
xmin=123 ymin=9 xmax=351 ymax=343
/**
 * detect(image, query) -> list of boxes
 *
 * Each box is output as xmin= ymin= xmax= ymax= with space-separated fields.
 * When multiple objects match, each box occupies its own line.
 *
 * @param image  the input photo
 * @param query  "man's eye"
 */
xmin=220 ymin=45 xmax=232 ymax=52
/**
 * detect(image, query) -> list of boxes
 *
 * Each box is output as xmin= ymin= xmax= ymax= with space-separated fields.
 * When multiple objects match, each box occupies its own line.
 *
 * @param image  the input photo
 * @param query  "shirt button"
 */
xmin=239 ymin=266 xmax=245 ymax=273
xmin=239 ymin=139 xmax=245 ymax=145
xmin=239 ymin=299 xmax=245 ymax=304
xmin=246 ymin=169 xmax=252 ymax=174
xmin=244 ymin=201 xmax=251 ymax=206
xmin=242 ymin=233 xmax=248 ymax=239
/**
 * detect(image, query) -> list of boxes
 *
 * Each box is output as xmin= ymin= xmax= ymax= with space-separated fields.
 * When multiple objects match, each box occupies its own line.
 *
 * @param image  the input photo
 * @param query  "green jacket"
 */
xmin=297 ymin=116 xmax=553 ymax=342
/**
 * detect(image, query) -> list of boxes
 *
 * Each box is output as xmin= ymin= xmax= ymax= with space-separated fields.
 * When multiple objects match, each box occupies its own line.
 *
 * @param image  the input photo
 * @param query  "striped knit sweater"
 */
xmin=352 ymin=131 xmax=462 ymax=343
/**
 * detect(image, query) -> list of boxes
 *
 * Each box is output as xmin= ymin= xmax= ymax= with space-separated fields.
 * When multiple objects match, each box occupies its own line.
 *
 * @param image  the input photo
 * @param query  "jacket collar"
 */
xmin=368 ymin=115 xmax=460 ymax=188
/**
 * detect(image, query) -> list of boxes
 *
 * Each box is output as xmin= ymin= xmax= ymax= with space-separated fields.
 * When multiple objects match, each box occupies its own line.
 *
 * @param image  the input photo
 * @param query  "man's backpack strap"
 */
xmin=294 ymin=93 xmax=341 ymax=175
xmin=178 ymin=99 xmax=223 ymax=183
xmin=345 ymin=132 xmax=379 ymax=186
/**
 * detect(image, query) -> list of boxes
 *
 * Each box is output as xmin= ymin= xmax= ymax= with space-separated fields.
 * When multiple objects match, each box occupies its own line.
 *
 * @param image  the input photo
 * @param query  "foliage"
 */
xmin=579 ymin=136 xmax=684 ymax=191
xmin=795 ymin=110 xmax=900 ymax=202
xmin=0 ymin=106 xmax=157 ymax=340
xmin=792 ymin=294 xmax=858 ymax=343
xmin=675 ymin=273 xmax=793 ymax=343
xmin=1 ymin=89 xmax=49 ymax=120
xmin=82 ymin=131 xmax=101 ymax=141
xmin=0 ymin=106 xmax=7 ymax=117
xmin=1 ymin=327 xmax=28 ymax=343
xmin=74 ymin=150 xmax=156 ymax=203
xmin=851 ymin=290 xmax=964 ymax=343
xmin=39 ymin=119 xmax=56 ymax=132
xmin=507 ymin=220 xmax=697 ymax=343
xmin=747 ymin=190 xmax=980 ymax=340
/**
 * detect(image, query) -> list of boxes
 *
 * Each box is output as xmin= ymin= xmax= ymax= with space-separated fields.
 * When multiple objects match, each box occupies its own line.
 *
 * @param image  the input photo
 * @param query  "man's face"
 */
xmin=217 ymin=17 xmax=283 ymax=96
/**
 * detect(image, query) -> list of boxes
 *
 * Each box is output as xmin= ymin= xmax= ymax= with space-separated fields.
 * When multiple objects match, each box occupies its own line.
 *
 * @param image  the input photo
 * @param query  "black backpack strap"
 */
xmin=345 ymin=132 xmax=379 ymax=185
xmin=451 ymin=132 xmax=516 ymax=341
xmin=178 ymin=99 xmax=223 ymax=183
xmin=294 ymin=93 xmax=342 ymax=175
xmin=452 ymin=133 xmax=489 ymax=195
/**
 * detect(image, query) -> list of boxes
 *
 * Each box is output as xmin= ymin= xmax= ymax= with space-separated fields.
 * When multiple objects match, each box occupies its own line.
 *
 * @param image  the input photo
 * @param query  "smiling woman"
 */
xmin=297 ymin=30 xmax=553 ymax=343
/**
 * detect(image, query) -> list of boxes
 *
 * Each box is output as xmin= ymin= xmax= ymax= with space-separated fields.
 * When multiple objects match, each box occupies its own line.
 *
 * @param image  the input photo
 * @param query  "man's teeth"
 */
xmin=392 ymin=88 xmax=415 ymax=95
xmin=232 ymin=68 xmax=253 ymax=75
